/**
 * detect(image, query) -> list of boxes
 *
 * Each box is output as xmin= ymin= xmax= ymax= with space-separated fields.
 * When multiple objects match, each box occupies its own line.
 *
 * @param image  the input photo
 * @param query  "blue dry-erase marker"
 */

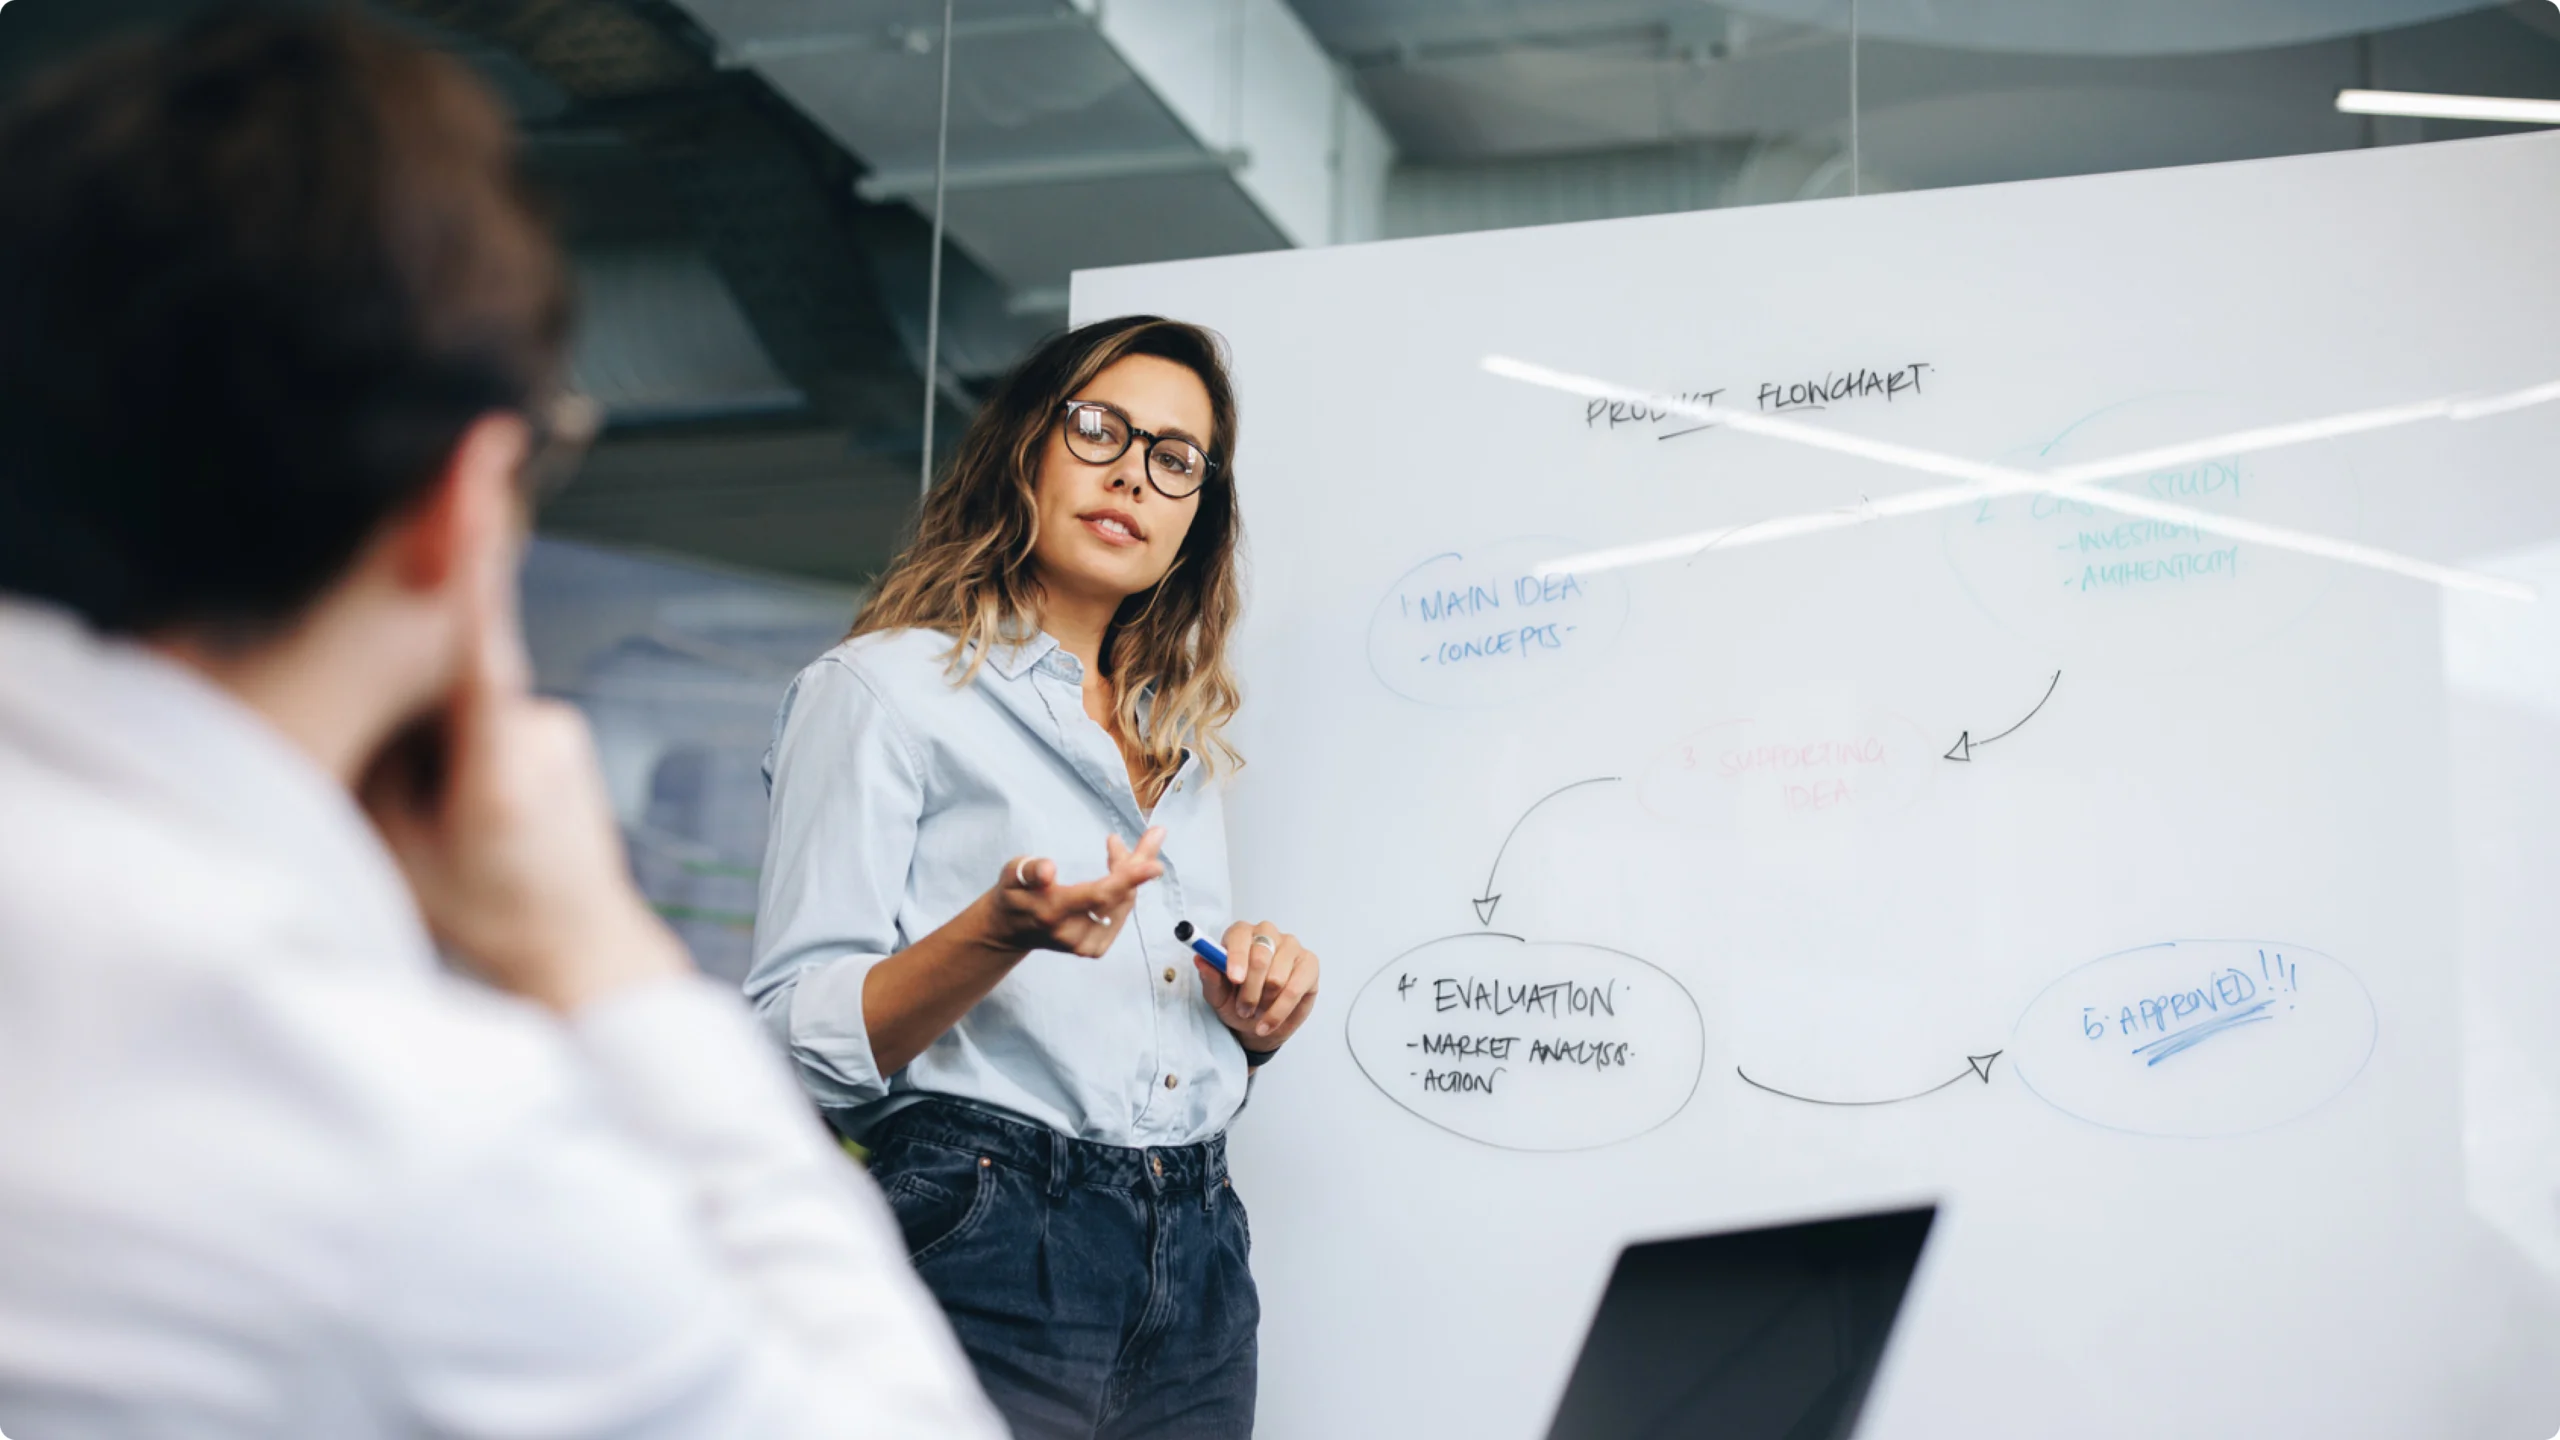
xmin=1174 ymin=920 xmax=1229 ymax=973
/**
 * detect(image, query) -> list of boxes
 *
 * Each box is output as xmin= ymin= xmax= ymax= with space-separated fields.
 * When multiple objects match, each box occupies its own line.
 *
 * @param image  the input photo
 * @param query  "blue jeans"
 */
xmin=867 ymin=1100 xmax=1259 ymax=1440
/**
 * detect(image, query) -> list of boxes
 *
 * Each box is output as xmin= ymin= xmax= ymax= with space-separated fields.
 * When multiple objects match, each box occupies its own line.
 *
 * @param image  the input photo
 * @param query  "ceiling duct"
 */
xmin=672 ymin=0 xmax=1394 ymax=304
xmin=1290 ymin=0 xmax=2505 ymax=60
xmin=568 ymin=246 xmax=807 ymax=424
xmin=1712 ymin=0 xmax=2500 ymax=55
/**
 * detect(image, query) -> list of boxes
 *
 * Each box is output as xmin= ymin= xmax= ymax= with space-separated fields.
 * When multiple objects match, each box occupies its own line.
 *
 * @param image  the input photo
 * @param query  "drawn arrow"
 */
xmin=1473 ymin=776 xmax=1622 ymax=926
xmin=1944 ymin=670 xmax=2061 ymax=762
xmin=1735 ymin=1051 xmax=2004 ymax=1107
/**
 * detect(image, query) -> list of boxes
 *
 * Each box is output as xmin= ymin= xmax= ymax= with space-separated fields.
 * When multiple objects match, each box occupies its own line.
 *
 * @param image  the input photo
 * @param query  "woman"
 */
xmin=745 ymin=315 xmax=1318 ymax=1439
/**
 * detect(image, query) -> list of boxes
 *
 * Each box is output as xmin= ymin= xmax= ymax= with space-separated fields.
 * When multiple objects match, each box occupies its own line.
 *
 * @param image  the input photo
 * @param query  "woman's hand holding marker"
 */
xmin=981 ymin=826 xmax=1166 ymax=958
xmin=1193 ymin=920 xmax=1320 ymax=1053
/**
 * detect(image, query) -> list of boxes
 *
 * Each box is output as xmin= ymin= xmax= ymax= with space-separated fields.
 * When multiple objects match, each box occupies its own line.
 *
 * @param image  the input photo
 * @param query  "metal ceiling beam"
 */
xmin=854 ymin=146 xmax=1250 ymax=202
xmin=715 ymin=13 xmax=1089 ymax=69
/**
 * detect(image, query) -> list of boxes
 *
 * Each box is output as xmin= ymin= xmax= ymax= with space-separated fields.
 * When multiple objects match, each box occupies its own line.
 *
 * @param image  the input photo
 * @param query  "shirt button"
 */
xmin=1162 ymin=966 xmax=1177 ymax=984
xmin=1164 ymin=1074 xmax=1179 ymax=1090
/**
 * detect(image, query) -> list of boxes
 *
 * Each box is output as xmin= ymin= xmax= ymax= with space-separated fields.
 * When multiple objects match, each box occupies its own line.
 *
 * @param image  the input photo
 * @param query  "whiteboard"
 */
xmin=1074 ymin=131 xmax=2560 ymax=1440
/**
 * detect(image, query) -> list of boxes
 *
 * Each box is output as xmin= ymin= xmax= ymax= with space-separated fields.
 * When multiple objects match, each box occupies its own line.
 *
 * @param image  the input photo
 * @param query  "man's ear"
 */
xmin=388 ymin=413 xmax=532 ymax=594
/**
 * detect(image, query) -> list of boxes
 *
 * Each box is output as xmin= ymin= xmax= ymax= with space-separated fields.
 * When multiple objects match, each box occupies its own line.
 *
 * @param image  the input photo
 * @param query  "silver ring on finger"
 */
xmin=1089 ymin=911 xmax=1113 ymax=926
xmin=1250 ymin=934 xmax=1277 ymax=951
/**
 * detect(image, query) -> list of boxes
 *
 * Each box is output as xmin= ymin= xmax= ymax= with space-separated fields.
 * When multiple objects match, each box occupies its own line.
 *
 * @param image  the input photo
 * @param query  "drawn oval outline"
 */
xmin=1344 ymin=932 xmax=1706 ymax=1152
xmin=1639 ymin=710 xmax=1937 ymax=827
xmin=1365 ymin=538 xmax=1631 ymax=707
xmin=2009 ymin=938 xmax=2376 ymax=1138
xmin=1937 ymin=395 xmax=2360 ymax=671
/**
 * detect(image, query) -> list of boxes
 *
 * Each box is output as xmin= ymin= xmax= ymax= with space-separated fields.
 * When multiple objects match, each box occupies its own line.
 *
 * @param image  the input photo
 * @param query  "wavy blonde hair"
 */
xmin=851 ymin=315 xmax=1244 ymax=804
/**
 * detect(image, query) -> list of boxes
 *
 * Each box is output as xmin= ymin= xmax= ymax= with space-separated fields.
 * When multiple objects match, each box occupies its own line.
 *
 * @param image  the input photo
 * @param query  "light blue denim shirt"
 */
xmin=745 ymin=627 xmax=1247 ymax=1147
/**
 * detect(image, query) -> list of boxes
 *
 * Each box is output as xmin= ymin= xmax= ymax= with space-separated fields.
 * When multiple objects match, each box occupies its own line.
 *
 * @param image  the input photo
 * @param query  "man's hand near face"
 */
xmin=359 ymin=422 xmax=689 ymax=1014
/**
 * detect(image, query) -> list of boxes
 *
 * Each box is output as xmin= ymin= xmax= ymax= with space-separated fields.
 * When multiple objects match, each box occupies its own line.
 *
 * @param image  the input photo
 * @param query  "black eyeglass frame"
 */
xmin=521 ymin=389 xmax=602 ymax=501
xmin=1056 ymin=399 xmax=1219 ymax=501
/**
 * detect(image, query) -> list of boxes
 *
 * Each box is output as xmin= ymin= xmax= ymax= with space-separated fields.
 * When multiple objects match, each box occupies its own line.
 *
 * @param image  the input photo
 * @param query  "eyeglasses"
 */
xmin=1058 ymin=399 xmax=1216 ymax=500
xmin=521 ymin=390 xmax=601 ymax=500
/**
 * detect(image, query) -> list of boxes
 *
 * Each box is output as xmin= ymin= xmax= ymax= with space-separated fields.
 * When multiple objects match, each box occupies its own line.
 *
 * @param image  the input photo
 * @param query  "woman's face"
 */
xmin=1029 ymin=353 xmax=1213 ymax=612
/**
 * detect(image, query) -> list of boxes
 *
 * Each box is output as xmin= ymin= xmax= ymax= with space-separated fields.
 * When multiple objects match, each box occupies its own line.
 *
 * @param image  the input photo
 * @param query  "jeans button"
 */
xmin=1150 ymin=1154 xmax=1165 ymax=1178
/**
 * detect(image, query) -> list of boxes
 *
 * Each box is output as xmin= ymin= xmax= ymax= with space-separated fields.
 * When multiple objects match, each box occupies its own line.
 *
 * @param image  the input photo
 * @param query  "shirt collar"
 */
xmin=983 ymin=629 xmax=1100 ymax=688
xmin=981 ymin=629 xmax=1063 ymax=682
xmin=0 ymin=598 xmax=437 ymax=975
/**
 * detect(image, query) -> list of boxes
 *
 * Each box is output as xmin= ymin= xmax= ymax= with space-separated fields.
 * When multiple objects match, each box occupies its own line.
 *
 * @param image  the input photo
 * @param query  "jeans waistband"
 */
xmin=877 ymin=1098 xmax=1229 ymax=1199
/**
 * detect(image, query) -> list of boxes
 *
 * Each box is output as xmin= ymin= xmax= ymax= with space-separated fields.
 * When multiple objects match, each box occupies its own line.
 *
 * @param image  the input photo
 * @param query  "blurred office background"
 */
xmin=3 ymin=0 xmax=2556 ymax=989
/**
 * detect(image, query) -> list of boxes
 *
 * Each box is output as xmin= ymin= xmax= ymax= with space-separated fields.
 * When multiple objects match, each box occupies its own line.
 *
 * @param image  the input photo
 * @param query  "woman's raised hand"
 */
xmin=981 ymin=826 xmax=1166 ymax=958
xmin=860 ymin=827 xmax=1166 ymax=1076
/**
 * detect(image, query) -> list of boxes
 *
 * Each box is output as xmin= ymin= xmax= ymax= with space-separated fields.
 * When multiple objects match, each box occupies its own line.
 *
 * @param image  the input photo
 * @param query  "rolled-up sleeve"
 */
xmin=743 ymin=656 xmax=923 ymax=1109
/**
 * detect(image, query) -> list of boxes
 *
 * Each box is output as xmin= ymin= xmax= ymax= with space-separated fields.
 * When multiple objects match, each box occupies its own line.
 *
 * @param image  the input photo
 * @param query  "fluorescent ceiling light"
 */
xmin=2335 ymin=89 xmax=2560 ymax=125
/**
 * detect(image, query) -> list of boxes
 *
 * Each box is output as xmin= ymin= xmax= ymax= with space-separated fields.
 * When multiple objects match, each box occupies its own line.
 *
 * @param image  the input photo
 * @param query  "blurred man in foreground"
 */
xmin=0 ymin=7 xmax=1004 ymax=1436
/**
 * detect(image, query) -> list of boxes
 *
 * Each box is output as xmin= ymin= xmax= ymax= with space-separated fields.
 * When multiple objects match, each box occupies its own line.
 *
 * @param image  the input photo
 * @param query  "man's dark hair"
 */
xmin=0 ymin=3 xmax=570 ymax=636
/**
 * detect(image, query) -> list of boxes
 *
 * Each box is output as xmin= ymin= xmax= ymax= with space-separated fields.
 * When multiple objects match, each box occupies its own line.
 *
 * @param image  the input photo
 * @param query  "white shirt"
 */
xmin=0 ymin=602 xmax=1006 ymax=1440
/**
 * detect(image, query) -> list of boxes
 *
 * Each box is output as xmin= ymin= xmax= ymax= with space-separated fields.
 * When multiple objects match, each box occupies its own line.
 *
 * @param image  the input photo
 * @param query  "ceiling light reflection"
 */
xmin=1480 ymin=355 xmax=2545 ymax=602
xmin=2335 ymin=89 xmax=2560 ymax=125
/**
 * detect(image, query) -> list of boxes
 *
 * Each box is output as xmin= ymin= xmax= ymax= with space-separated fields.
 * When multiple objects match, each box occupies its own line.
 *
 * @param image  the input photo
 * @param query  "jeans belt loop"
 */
xmin=1046 ymin=1128 xmax=1069 ymax=1202
xmin=1203 ymin=1140 xmax=1225 ymax=1214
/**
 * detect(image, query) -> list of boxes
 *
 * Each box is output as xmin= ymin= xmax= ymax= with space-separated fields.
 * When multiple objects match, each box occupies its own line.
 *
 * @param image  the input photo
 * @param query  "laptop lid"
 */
xmin=1544 ymin=1205 xmax=1937 ymax=1440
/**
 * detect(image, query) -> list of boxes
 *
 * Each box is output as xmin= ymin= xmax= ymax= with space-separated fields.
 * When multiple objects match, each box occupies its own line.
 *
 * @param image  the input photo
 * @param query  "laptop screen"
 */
xmin=1545 ymin=1206 xmax=1937 ymax=1440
